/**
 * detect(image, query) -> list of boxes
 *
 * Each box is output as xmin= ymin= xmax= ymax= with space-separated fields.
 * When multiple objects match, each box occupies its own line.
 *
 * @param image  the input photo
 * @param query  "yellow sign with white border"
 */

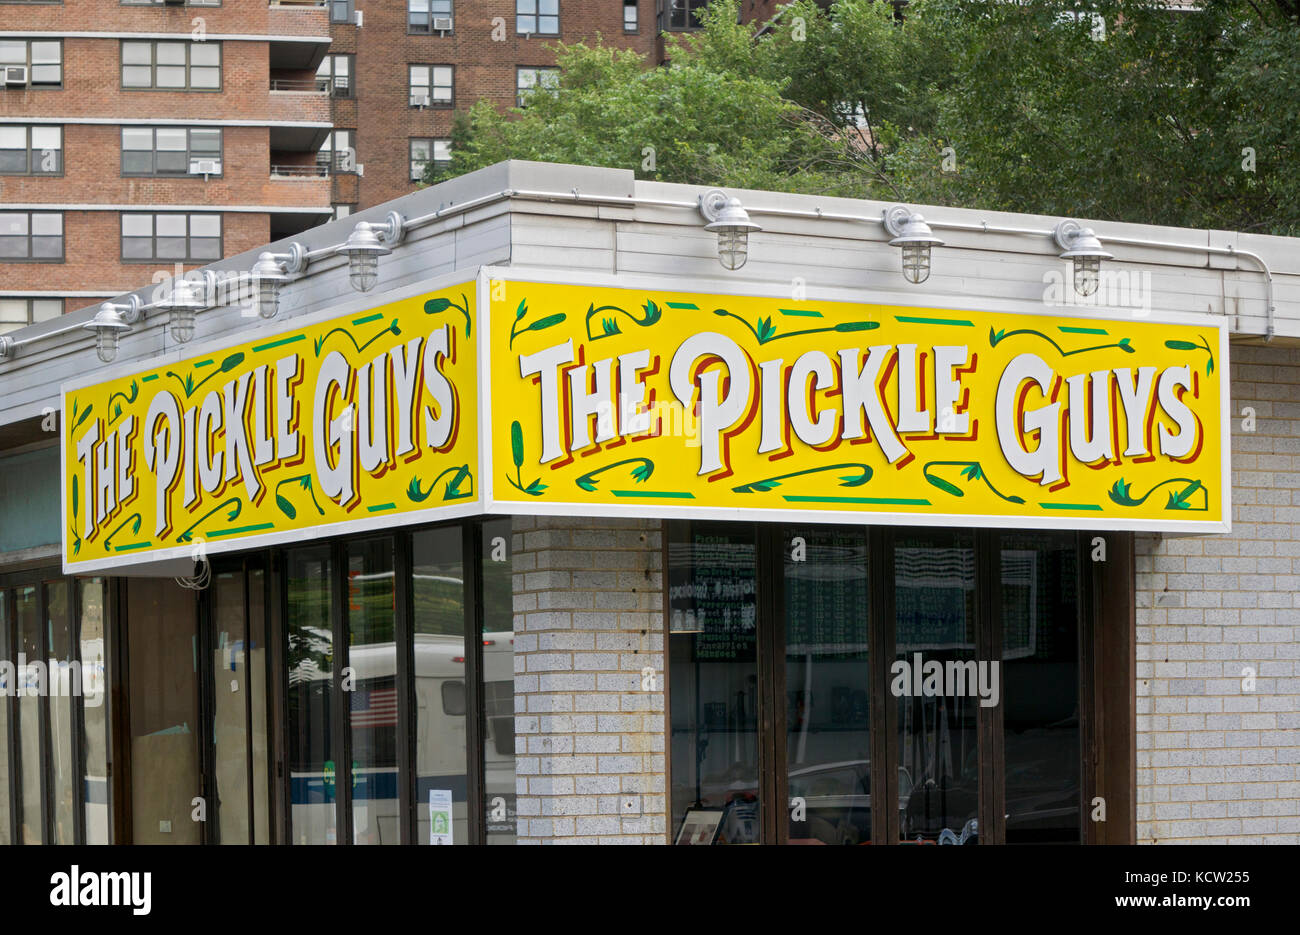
xmin=62 ymin=277 xmax=479 ymax=573
xmin=483 ymin=269 xmax=1229 ymax=533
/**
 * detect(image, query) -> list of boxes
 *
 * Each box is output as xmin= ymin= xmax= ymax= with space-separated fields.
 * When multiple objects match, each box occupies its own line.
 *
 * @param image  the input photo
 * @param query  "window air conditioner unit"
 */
xmin=3 ymin=66 xmax=28 ymax=86
xmin=333 ymin=76 xmax=348 ymax=89
xmin=354 ymin=10 xmax=363 ymax=26
xmin=412 ymin=94 xmax=430 ymax=108
xmin=189 ymin=159 xmax=221 ymax=175
xmin=433 ymin=16 xmax=453 ymax=31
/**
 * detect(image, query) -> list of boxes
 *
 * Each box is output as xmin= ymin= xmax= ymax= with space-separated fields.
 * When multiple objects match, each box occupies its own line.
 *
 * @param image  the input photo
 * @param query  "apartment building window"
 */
xmin=667 ymin=0 xmax=708 ymax=29
xmin=121 ymin=213 xmax=221 ymax=263
xmin=410 ymin=138 xmax=450 ymax=181
xmin=516 ymin=66 xmax=559 ymax=106
xmin=121 ymin=127 xmax=221 ymax=177
xmin=409 ymin=0 xmax=453 ymax=33
xmin=317 ymin=130 xmax=355 ymax=174
xmin=409 ymin=65 xmax=452 ymax=108
xmin=0 ymin=212 xmax=63 ymax=262
xmin=122 ymin=40 xmax=221 ymax=90
xmin=516 ymin=0 xmax=559 ymax=36
xmin=122 ymin=0 xmax=222 ymax=6
xmin=0 ymin=40 xmax=62 ymax=88
xmin=330 ymin=0 xmax=354 ymax=24
xmin=0 ymin=126 xmax=62 ymax=176
xmin=0 ymin=298 xmax=62 ymax=334
xmin=316 ymin=55 xmax=353 ymax=97
xmin=624 ymin=0 xmax=637 ymax=32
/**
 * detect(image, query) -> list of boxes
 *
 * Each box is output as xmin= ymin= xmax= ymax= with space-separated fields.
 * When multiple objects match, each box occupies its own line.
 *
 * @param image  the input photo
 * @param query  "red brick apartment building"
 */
xmin=0 ymin=0 xmax=778 ymax=333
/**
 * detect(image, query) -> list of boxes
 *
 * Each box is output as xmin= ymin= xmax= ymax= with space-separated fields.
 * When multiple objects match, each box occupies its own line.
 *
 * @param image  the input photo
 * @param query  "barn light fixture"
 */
xmin=1054 ymin=220 xmax=1112 ymax=297
xmin=884 ymin=206 xmax=944 ymax=285
xmin=250 ymin=243 xmax=306 ymax=320
xmin=699 ymin=190 xmax=760 ymax=270
xmin=83 ymin=297 xmax=140 ymax=364
xmin=160 ymin=276 xmax=206 ymax=344
xmin=344 ymin=211 xmax=405 ymax=293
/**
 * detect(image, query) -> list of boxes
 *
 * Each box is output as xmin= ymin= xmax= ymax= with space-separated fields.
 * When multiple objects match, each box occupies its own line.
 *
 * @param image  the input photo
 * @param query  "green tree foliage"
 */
xmin=426 ymin=0 xmax=1300 ymax=235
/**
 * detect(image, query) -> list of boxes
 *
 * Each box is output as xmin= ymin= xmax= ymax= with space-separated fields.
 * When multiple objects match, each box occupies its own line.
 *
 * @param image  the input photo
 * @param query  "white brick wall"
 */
xmin=512 ymin=515 xmax=667 ymax=844
xmin=1135 ymin=343 xmax=1300 ymax=844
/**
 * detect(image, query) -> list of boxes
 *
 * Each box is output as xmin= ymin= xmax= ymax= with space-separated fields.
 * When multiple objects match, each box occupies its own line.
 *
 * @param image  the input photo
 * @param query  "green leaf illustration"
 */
xmin=1109 ymin=478 xmax=1138 ymax=505
xmin=71 ymin=475 xmax=78 ymax=520
xmin=929 ymin=476 xmax=963 ymax=497
xmin=960 ymin=463 xmax=982 ymax=480
xmin=757 ymin=316 xmax=776 ymax=342
xmin=1164 ymin=340 xmax=1198 ymax=351
xmin=602 ymin=317 xmax=620 ymax=337
xmin=630 ymin=462 xmax=653 ymax=483
xmin=576 ymin=477 xmax=597 ymax=492
xmin=511 ymin=421 xmax=524 ymax=470
xmin=425 ymin=297 xmax=452 ymax=315
xmin=642 ymin=301 xmax=661 ymax=325
xmin=407 ymin=476 xmax=433 ymax=503
xmin=524 ymin=480 xmax=548 ymax=495
xmin=515 ymin=299 xmax=527 ymax=321
xmin=73 ymin=403 xmax=94 ymax=430
xmin=276 ymin=494 xmax=297 ymax=519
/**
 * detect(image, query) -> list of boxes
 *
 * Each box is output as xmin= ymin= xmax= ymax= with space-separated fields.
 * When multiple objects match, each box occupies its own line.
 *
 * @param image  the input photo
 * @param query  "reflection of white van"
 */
xmin=288 ymin=625 xmax=515 ymax=845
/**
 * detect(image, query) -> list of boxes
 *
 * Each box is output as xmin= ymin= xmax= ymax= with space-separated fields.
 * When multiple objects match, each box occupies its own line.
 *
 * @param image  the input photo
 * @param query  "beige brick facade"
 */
xmin=1135 ymin=343 xmax=1300 ymax=844
xmin=511 ymin=515 xmax=667 ymax=844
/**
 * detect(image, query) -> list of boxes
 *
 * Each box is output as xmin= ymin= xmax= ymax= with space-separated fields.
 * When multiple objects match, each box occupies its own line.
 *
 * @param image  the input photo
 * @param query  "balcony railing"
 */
xmin=271 ymin=164 xmax=331 ymax=178
xmin=270 ymin=77 xmax=352 ymax=96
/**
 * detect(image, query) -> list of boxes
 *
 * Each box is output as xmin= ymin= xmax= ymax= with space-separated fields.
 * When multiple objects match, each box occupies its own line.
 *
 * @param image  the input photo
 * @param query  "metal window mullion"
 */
xmin=242 ymin=561 xmax=256 ymax=845
xmin=3 ymin=590 xmax=17 ymax=845
xmin=757 ymin=524 xmax=785 ymax=845
xmin=976 ymin=529 xmax=1005 ymax=845
xmin=36 ymin=582 xmax=51 ymax=844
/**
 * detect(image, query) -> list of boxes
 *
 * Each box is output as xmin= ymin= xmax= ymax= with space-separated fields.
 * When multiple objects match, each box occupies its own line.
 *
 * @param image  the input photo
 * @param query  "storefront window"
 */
xmin=482 ymin=518 xmax=515 ymax=844
xmin=784 ymin=526 xmax=871 ymax=845
xmin=347 ymin=537 xmax=397 ymax=844
xmin=413 ymin=526 xmax=468 ymax=845
xmin=895 ymin=531 xmax=979 ymax=843
xmin=16 ymin=585 xmax=42 ymax=844
xmin=248 ymin=568 xmax=269 ymax=845
xmin=213 ymin=569 xmax=250 ymax=844
xmin=1001 ymin=532 xmax=1080 ymax=844
xmin=46 ymin=580 xmax=75 ymax=844
xmin=668 ymin=523 xmax=760 ymax=844
xmin=287 ymin=547 xmax=335 ymax=844
xmin=78 ymin=578 xmax=108 ymax=844
xmin=127 ymin=578 xmax=201 ymax=844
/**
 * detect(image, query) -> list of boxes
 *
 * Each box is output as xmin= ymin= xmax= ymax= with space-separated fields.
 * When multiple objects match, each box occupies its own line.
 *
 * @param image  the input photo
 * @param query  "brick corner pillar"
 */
xmin=511 ymin=516 xmax=667 ymax=844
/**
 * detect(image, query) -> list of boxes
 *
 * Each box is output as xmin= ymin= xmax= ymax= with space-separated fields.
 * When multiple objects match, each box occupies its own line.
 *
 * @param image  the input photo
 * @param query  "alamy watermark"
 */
xmin=890 ymin=652 xmax=1000 ymax=708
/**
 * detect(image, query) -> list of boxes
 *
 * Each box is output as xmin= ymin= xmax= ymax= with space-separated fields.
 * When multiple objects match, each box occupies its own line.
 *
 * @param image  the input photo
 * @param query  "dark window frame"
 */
xmin=0 ymin=38 xmax=64 ymax=89
xmin=663 ymin=521 xmax=1102 ymax=845
xmin=407 ymin=0 xmax=454 ymax=34
xmin=408 ymin=63 xmax=453 ymax=109
xmin=120 ymin=126 xmax=223 ymax=178
xmin=409 ymin=136 xmax=450 ymax=181
xmin=119 ymin=211 xmax=223 ymax=264
xmin=120 ymin=39 xmax=222 ymax=92
xmin=316 ymin=128 xmax=356 ymax=175
xmin=515 ymin=65 xmax=559 ymax=107
xmin=329 ymin=0 xmax=354 ymax=24
xmin=624 ymin=0 xmax=638 ymax=33
xmin=0 ymin=210 xmax=64 ymax=263
xmin=0 ymin=125 xmax=63 ymax=177
xmin=663 ymin=0 xmax=708 ymax=31
xmin=0 ymin=296 xmax=63 ymax=331
xmin=316 ymin=53 xmax=355 ymax=98
xmin=515 ymin=0 xmax=559 ymax=36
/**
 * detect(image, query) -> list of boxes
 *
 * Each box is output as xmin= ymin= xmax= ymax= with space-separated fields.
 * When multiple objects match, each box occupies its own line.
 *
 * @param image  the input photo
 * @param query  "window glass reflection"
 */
xmin=16 ymin=586 xmax=42 ymax=843
xmin=784 ymin=526 xmax=870 ymax=845
xmin=348 ymin=538 xmax=397 ymax=844
xmin=287 ymin=547 xmax=335 ymax=844
xmin=895 ymin=533 xmax=980 ymax=843
xmin=413 ymin=526 xmax=467 ymax=845
xmin=46 ymin=580 xmax=75 ymax=844
xmin=0 ymin=590 xmax=10 ymax=844
xmin=1002 ymin=532 xmax=1081 ymax=844
xmin=669 ymin=523 xmax=759 ymax=844
xmin=78 ymin=578 xmax=109 ymax=844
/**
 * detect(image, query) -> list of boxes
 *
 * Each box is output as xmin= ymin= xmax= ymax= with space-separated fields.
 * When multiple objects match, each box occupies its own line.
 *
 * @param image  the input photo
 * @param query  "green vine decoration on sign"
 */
xmin=505 ymin=420 xmax=547 ymax=496
xmin=274 ymin=475 xmax=325 ymax=519
xmin=315 ymin=320 xmax=401 ymax=357
xmin=989 ymin=327 xmax=1134 ymax=357
xmin=1109 ymin=477 xmax=1207 ymax=511
xmin=732 ymin=462 xmax=873 ymax=494
xmin=575 ymin=458 xmax=654 ymax=491
xmin=921 ymin=460 xmax=1025 ymax=504
xmin=105 ymin=379 xmax=139 ymax=426
xmin=585 ymin=300 xmax=662 ymax=341
xmin=407 ymin=465 xmax=474 ymax=502
xmin=508 ymin=300 xmax=566 ymax=349
xmin=712 ymin=308 xmax=878 ymax=345
xmin=425 ymin=294 xmax=472 ymax=338
xmin=1164 ymin=335 xmax=1215 ymax=376
xmin=167 ymin=352 xmax=246 ymax=398
xmin=104 ymin=512 xmax=142 ymax=551
xmin=69 ymin=523 xmax=81 ymax=556
xmin=176 ymin=497 xmax=242 ymax=542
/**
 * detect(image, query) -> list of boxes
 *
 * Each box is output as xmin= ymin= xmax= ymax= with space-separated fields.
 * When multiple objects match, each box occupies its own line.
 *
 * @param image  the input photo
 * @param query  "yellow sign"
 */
xmin=485 ymin=275 xmax=1228 ymax=532
xmin=62 ymin=281 xmax=478 ymax=572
